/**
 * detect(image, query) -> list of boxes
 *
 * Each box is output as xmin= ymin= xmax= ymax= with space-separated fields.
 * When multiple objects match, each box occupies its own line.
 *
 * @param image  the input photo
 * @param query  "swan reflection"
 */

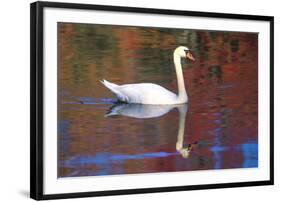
xmin=106 ymin=103 xmax=196 ymax=158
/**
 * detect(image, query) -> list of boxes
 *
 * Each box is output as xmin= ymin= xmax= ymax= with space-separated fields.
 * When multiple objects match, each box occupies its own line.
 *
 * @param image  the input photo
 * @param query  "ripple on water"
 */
xmin=63 ymin=97 xmax=117 ymax=105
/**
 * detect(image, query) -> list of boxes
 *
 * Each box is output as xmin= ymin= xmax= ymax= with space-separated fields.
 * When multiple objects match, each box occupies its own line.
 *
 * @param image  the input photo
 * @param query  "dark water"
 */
xmin=58 ymin=23 xmax=258 ymax=178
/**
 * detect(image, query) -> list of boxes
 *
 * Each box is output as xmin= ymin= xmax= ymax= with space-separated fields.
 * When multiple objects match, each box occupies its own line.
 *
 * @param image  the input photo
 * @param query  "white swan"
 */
xmin=101 ymin=46 xmax=195 ymax=105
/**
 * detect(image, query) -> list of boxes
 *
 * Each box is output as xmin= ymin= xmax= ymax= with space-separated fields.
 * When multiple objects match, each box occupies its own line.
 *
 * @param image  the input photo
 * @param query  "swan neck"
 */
xmin=174 ymin=52 xmax=188 ymax=102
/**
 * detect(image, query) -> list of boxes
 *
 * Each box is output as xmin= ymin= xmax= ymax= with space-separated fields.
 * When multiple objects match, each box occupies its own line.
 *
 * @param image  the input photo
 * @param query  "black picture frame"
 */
xmin=30 ymin=1 xmax=274 ymax=200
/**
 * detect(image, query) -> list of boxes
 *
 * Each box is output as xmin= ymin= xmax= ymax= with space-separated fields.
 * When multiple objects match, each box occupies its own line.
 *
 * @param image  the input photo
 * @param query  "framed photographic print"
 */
xmin=30 ymin=1 xmax=274 ymax=200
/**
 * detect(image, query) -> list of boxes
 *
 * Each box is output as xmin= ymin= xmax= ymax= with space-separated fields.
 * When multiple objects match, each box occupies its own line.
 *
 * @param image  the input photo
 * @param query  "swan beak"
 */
xmin=186 ymin=51 xmax=195 ymax=61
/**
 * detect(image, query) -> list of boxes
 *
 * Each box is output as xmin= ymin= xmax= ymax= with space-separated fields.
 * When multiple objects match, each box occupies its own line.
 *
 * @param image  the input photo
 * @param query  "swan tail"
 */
xmin=100 ymin=79 xmax=127 ymax=102
xmin=100 ymin=79 xmax=119 ymax=93
xmin=101 ymin=79 xmax=119 ymax=88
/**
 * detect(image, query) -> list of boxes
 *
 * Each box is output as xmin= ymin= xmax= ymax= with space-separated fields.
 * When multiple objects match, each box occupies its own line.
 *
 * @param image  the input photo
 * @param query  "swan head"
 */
xmin=174 ymin=46 xmax=195 ymax=61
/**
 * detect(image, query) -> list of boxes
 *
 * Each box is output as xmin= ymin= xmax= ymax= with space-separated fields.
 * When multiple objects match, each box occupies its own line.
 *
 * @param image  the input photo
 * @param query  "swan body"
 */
xmin=101 ymin=46 xmax=195 ymax=105
xmin=101 ymin=80 xmax=178 ymax=105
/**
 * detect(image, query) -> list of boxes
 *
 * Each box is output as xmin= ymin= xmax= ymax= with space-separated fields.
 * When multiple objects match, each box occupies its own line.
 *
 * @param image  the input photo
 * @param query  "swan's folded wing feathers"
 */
xmin=118 ymin=83 xmax=177 ymax=104
xmin=101 ymin=81 xmax=178 ymax=104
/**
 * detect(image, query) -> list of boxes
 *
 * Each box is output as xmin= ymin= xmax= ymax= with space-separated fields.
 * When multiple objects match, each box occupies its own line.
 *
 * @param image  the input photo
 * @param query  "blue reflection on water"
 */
xmin=240 ymin=142 xmax=258 ymax=168
xmin=210 ymin=141 xmax=258 ymax=169
xmin=210 ymin=145 xmax=226 ymax=169
xmin=112 ymin=152 xmax=174 ymax=161
xmin=64 ymin=151 xmax=177 ymax=168
xmin=58 ymin=120 xmax=71 ymax=155
xmin=62 ymin=97 xmax=117 ymax=105
xmin=78 ymin=97 xmax=116 ymax=104
xmin=210 ymin=125 xmax=223 ymax=169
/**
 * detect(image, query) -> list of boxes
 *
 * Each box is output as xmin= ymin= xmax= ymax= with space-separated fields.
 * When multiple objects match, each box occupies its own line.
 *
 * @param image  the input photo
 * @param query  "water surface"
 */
xmin=58 ymin=23 xmax=258 ymax=177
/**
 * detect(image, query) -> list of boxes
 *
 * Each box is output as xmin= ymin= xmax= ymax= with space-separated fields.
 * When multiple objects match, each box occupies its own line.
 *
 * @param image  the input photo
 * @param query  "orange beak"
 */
xmin=186 ymin=51 xmax=195 ymax=61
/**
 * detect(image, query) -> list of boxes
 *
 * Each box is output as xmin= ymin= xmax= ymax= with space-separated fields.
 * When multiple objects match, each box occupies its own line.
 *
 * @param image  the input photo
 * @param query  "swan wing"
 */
xmin=101 ymin=80 xmax=178 ymax=104
xmin=119 ymin=83 xmax=177 ymax=104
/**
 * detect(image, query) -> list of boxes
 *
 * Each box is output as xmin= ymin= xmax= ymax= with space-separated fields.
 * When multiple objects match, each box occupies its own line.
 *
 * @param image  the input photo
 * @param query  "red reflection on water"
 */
xmin=58 ymin=23 xmax=258 ymax=177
